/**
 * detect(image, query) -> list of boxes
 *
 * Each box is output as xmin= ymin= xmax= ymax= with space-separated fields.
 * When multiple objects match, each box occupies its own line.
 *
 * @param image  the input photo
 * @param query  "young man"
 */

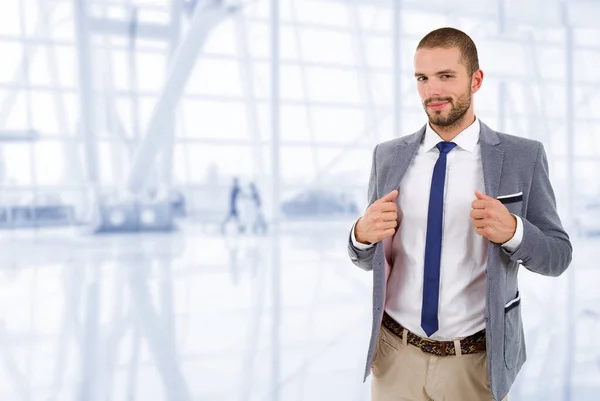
xmin=347 ymin=27 xmax=572 ymax=401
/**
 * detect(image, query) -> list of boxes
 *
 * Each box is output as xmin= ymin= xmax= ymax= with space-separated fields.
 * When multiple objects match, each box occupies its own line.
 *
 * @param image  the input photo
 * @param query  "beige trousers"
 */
xmin=371 ymin=325 xmax=508 ymax=401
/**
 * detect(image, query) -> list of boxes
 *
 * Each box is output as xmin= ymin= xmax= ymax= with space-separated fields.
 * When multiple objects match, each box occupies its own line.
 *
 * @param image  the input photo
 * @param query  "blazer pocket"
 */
xmin=504 ymin=291 xmax=524 ymax=370
xmin=497 ymin=192 xmax=523 ymax=205
xmin=504 ymin=291 xmax=521 ymax=313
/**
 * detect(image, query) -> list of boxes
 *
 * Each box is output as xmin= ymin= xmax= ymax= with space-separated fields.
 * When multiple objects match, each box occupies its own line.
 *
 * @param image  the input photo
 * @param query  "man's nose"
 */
xmin=425 ymin=81 xmax=443 ymax=98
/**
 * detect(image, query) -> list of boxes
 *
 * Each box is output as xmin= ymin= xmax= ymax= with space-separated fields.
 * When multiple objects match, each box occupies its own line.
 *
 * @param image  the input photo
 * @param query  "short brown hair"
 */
xmin=417 ymin=27 xmax=479 ymax=76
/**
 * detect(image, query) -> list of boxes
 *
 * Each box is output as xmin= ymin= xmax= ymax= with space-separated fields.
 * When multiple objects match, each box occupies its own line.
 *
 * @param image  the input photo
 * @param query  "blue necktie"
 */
xmin=421 ymin=141 xmax=457 ymax=337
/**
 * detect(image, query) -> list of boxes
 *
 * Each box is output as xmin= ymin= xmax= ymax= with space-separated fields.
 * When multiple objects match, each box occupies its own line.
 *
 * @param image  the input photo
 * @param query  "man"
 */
xmin=347 ymin=27 xmax=572 ymax=401
xmin=221 ymin=176 xmax=244 ymax=234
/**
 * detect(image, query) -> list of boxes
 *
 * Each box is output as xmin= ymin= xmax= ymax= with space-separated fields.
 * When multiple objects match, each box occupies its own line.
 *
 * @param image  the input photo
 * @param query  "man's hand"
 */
xmin=355 ymin=189 xmax=399 ymax=244
xmin=471 ymin=190 xmax=517 ymax=244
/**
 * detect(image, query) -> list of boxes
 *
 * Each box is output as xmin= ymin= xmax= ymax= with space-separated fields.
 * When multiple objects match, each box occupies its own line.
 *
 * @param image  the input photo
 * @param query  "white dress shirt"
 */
xmin=352 ymin=118 xmax=524 ymax=340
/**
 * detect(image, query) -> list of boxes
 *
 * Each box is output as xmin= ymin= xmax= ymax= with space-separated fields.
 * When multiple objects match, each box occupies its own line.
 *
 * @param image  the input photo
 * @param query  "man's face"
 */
xmin=414 ymin=47 xmax=475 ymax=127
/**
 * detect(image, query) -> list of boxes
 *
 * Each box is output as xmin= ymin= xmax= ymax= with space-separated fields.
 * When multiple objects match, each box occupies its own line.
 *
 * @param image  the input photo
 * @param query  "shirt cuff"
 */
xmin=351 ymin=219 xmax=375 ymax=250
xmin=501 ymin=214 xmax=523 ymax=252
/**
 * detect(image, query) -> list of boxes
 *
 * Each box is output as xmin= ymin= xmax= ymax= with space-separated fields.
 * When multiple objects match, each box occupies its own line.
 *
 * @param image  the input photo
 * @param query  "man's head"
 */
xmin=414 ymin=27 xmax=483 ymax=129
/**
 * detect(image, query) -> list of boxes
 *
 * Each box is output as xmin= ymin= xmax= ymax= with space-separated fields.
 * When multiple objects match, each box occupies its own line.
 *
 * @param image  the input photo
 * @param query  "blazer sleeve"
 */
xmin=347 ymin=144 xmax=379 ymax=272
xmin=503 ymin=142 xmax=573 ymax=277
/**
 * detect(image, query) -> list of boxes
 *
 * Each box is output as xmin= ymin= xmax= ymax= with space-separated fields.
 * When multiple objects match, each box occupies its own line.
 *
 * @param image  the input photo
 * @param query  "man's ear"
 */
xmin=471 ymin=69 xmax=484 ymax=94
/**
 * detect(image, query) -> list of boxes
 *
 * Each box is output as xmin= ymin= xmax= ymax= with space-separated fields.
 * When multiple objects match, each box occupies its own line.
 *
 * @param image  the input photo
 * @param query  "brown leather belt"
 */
xmin=382 ymin=311 xmax=486 ymax=357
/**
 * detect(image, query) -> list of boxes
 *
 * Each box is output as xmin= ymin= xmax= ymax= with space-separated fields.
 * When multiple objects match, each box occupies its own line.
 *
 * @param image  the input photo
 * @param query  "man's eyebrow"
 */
xmin=414 ymin=69 xmax=457 ymax=77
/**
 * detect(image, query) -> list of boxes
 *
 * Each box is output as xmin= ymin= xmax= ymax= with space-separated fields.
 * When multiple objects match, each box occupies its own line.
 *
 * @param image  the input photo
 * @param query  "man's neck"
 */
xmin=430 ymin=114 xmax=476 ymax=142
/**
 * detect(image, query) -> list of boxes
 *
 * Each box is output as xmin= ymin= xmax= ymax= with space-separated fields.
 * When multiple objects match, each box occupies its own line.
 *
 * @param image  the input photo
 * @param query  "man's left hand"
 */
xmin=470 ymin=190 xmax=517 ymax=244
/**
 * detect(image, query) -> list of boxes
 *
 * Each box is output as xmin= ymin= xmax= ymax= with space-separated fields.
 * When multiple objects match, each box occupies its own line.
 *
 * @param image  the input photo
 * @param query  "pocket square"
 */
xmin=497 ymin=192 xmax=523 ymax=205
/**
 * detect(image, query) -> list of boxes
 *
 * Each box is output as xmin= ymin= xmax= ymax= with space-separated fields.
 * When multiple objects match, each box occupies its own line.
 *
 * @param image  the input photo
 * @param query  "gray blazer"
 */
xmin=347 ymin=121 xmax=572 ymax=401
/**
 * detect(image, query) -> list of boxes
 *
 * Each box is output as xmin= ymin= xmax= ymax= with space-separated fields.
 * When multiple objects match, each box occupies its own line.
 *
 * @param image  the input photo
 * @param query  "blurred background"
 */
xmin=0 ymin=0 xmax=598 ymax=400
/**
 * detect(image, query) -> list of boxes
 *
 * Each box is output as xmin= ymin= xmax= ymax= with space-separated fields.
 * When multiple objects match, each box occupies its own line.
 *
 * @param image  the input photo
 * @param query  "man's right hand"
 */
xmin=354 ymin=189 xmax=399 ymax=244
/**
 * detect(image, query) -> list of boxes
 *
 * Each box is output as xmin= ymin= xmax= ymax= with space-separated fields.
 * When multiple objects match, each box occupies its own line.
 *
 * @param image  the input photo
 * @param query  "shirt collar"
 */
xmin=424 ymin=117 xmax=480 ymax=153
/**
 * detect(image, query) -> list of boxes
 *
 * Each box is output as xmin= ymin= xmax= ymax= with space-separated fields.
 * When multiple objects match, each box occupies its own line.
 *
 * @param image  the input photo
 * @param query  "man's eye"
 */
xmin=417 ymin=76 xmax=427 ymax=82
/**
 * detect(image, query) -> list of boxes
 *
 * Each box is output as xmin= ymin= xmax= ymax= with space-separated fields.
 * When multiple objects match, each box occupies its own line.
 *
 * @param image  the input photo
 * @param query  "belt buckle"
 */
xmin=419 ymin=337 xmax=453 ymax=357
xmin=439 ymin=342 xmax=447 ymax=356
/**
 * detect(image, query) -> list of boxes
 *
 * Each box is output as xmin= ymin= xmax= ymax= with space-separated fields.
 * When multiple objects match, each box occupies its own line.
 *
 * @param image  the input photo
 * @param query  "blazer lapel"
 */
xmin=380 ymin=127 xmax=424 ymax=285
xmin=479 ymin=121 xmax=504 ymax=199
xmin=383 ymin=127 xmax=424 ymax=195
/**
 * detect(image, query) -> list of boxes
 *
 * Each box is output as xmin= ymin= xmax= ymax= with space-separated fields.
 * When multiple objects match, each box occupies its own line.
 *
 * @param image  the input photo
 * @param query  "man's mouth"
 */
xmin=427 ymin=101 xmax=449 ymax=111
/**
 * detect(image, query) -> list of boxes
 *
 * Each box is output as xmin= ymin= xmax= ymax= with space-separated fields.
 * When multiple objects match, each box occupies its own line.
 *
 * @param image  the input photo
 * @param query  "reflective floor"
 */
xmin=0 ymin=220 xmax=598 ymax=401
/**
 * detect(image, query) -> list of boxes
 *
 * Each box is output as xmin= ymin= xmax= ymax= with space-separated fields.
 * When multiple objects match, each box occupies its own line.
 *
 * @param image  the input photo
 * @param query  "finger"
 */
xmin=371 ymin=202 xmax=396 ymax=214
xmin=376 ymin=202 xmax=398 ymax=213
xmin=382 ymin=228 xmax=396 ymax=238
xmin=471 ymin=199 xmax=487 ymax=209
xmin=381 ymin=212 xmax=398 ymax=221
xmin=470 ymin=209 xmax=487 ymax=219
xmin=376 ymin=189 xmax=399 ymax=203
xmin=475 ymin=227 xmax=488 ymax=236
xmin=472 ymin=219 xmax=486 ymax=228
xmin=380 ymin=220 xmax=397 ymax=229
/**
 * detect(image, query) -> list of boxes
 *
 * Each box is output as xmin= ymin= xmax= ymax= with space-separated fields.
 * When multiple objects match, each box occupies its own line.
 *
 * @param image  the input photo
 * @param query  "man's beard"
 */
xmin=424 ymin=90 xmax=471 ymax=128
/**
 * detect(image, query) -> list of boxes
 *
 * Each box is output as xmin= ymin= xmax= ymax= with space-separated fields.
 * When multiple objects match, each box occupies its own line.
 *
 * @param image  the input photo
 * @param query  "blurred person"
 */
xmin=347 ymin=27 xmax=572 ymax=401
xmin=221 ymin=176 xmax=245 ymax=234
xmin=248 ymin=181 xmax=267 ymax=235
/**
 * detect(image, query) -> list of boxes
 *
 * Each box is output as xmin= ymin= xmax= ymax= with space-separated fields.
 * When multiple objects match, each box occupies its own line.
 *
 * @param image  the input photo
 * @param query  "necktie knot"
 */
xmin=436 ymin=141 xmax=457 ymax=155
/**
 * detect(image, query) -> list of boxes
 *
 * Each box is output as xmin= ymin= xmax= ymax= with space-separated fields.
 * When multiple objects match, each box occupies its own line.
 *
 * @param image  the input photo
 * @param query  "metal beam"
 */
xmin=39 ymin=0 xmax=84 ymax=185
xmin=243 ymin=16 xmax=600 ymax=52
xmin=563 ymin=9 xmax=575 ymax=401
xmin=269 ymin=0 xmax=282 ymax=400
xmin=4 ymin=61 xmax=600 ymax=90
xmin=349 ymin=0 xmax=379 ymax=143
xmin=89 ymin=18 xmax=171 ymax=40
xmin=0 ymin=130 xmax=40 ymax=141
xmin=157 ymin=0 xmax=184 ymax=199
xmin=497 ymin=0 xmax=507 ymax=133
xmin=127 ymin=0 xmax=236 ymax=193
xmin=234 ymin=5 xmax=266 ymax=183
xmin=393 ymin=0 xmax=402 ymax=137
xmin=319 ymin=0 xmax=600 ymax=29
xmin=289 ymin=0 xmax=320 ymax=183
xmin=73 ymin=0 xmax=100 ymax=190
xmin=99 ymin=2 xmax=133 ymax=184
xmin=523 ymin=30 xmax=554 ymax=143
xmin=127 ymin=4 xmax=142 ymax=164
xmin=565 ymin=16 xmax=575 ymax=223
